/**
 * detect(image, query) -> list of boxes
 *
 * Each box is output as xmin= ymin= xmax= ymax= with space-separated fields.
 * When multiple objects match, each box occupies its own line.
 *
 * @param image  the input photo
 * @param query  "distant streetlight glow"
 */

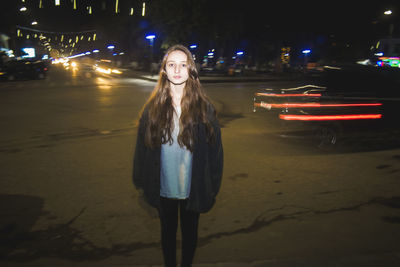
xmin=20 ymin=7 xmax=27 ymax=12
xmin=31 ymin=21 xmax=38 ymax=25
xmin=93 ymin=49 xmax=100 ymax=53
xmin=384 ymin=10 xmax=392 ymax=15
xmin=107 ymin=45 xmax=115 ymax=49
xmin=190 ymin=45 xmax=197 ymax=49
xmin=302 ymin=49 xmax=311 ymax=54
xmin=236 ymin=51 xmax=244 ymax=55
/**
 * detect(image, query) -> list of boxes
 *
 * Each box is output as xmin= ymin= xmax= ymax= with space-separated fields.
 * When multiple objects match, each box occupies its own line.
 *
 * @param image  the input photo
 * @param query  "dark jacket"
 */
xmin=133 ymin=104 xmax=223 ymax=213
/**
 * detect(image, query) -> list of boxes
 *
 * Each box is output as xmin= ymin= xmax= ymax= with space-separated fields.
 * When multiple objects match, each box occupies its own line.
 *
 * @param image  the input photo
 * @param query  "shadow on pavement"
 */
xmin=0 ymin=194 xmax=158 ymax=263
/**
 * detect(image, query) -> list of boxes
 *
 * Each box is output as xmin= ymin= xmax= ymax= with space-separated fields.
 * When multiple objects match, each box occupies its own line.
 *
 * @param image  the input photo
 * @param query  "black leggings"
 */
xmin=158 ymin=197 xmax=200 ymax=267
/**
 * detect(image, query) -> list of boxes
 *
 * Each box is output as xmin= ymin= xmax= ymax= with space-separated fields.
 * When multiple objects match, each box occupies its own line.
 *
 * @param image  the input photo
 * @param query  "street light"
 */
xmin=145 ymin=34 xmax=156 ymax=42
xmin=384 ymin=10 xmax=392 ymax=15
xmin=302 ymin=49 xmax=311 ymax=71
xmin=145 ymin=34 xmax=156 ymax=73
xmin=383 ymin=10 xmax=394 ymax=37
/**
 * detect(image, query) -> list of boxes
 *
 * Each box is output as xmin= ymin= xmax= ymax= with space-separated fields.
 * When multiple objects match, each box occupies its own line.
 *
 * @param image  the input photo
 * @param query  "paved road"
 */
xmin=1 ymin=67 xmax=400 ymax=266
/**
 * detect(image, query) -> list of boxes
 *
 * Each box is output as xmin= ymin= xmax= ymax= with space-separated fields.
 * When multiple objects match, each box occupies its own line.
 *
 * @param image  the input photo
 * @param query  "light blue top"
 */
xmin=160 ymin=106 xmax=193 ymax=199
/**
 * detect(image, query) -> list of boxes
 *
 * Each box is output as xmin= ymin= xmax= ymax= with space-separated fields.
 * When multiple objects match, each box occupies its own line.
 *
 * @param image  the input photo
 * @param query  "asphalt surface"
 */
xmin=1 ymin=67 xmax=400 ymax=267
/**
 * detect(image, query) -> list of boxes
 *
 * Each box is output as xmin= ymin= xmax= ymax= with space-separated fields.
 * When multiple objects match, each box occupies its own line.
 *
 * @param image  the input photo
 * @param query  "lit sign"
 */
xmin=377 ymin=57 xmax=400 ymax=68
xmin=21 ymin=48 xmax=35 ymax=58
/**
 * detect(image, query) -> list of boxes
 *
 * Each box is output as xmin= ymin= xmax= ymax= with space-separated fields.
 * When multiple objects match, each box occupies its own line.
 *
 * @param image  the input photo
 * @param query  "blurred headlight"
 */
xmin=111 ymin=69 xmax=122 ymax=74
xmin=95 ymin=67 xmax=111 ymax=74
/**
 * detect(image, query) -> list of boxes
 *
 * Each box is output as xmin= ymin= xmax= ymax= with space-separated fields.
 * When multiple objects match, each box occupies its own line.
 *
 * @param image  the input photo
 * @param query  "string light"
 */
xmin=19 ymin=1 xmax=149 ymax=16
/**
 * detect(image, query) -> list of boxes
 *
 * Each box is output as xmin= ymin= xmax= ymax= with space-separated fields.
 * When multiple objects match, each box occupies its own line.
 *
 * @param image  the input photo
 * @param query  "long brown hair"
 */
xmin=141 ymin=44 xmax=215 ymax=152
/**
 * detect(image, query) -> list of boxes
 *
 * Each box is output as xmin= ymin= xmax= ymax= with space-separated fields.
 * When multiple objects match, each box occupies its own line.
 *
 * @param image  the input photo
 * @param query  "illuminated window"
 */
xmin=115 ymin=0 xmax=119 ymax=13
xmin=73 ymin=0 xmax=76 ymax=10
xmin=39 ymin=0 xmax=43 ymax=8
xmin=87 ymin=6 xmax=92 ymax=14
xmin=93 ymin=33 xmax=96 ymax=41
xmin=55 ymin=0 xmax=60 ymax=6
xmin=142 ymin=2 xmax=146 ymax=16
xmin=130 ymin=8 xmax=134 ymax=15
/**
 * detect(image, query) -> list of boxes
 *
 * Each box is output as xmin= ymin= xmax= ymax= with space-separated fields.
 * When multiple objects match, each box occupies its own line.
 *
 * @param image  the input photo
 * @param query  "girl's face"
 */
xmin=165 ymin=50 xmax=189 ymax=86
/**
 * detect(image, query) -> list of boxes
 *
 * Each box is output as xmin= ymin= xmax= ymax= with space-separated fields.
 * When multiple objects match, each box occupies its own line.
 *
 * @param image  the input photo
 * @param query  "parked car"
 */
xmin=0 ymin=59 xmax=48 ymax=81
xmin=253 ymin=64 xmax=400 ymax=149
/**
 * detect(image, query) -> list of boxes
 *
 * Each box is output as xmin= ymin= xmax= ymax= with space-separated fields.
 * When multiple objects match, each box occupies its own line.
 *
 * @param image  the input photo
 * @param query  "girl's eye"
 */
xmin=168 ymin=63 xmax=175 ymax=67
xmin=181 ymin=64 xmax=187 ymax=68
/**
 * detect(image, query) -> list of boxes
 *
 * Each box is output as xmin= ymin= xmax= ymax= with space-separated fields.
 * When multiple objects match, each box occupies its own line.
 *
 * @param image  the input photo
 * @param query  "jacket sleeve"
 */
xmin=209 ymin=106 xmax=224 ymax=197
xmin=132 ymin=110 xmax=147 ymax=189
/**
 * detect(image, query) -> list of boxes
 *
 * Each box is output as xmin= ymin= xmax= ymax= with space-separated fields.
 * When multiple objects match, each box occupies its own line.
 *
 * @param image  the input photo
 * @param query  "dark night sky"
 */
xmin=1 ymin=1 xmax=398 ymax=42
